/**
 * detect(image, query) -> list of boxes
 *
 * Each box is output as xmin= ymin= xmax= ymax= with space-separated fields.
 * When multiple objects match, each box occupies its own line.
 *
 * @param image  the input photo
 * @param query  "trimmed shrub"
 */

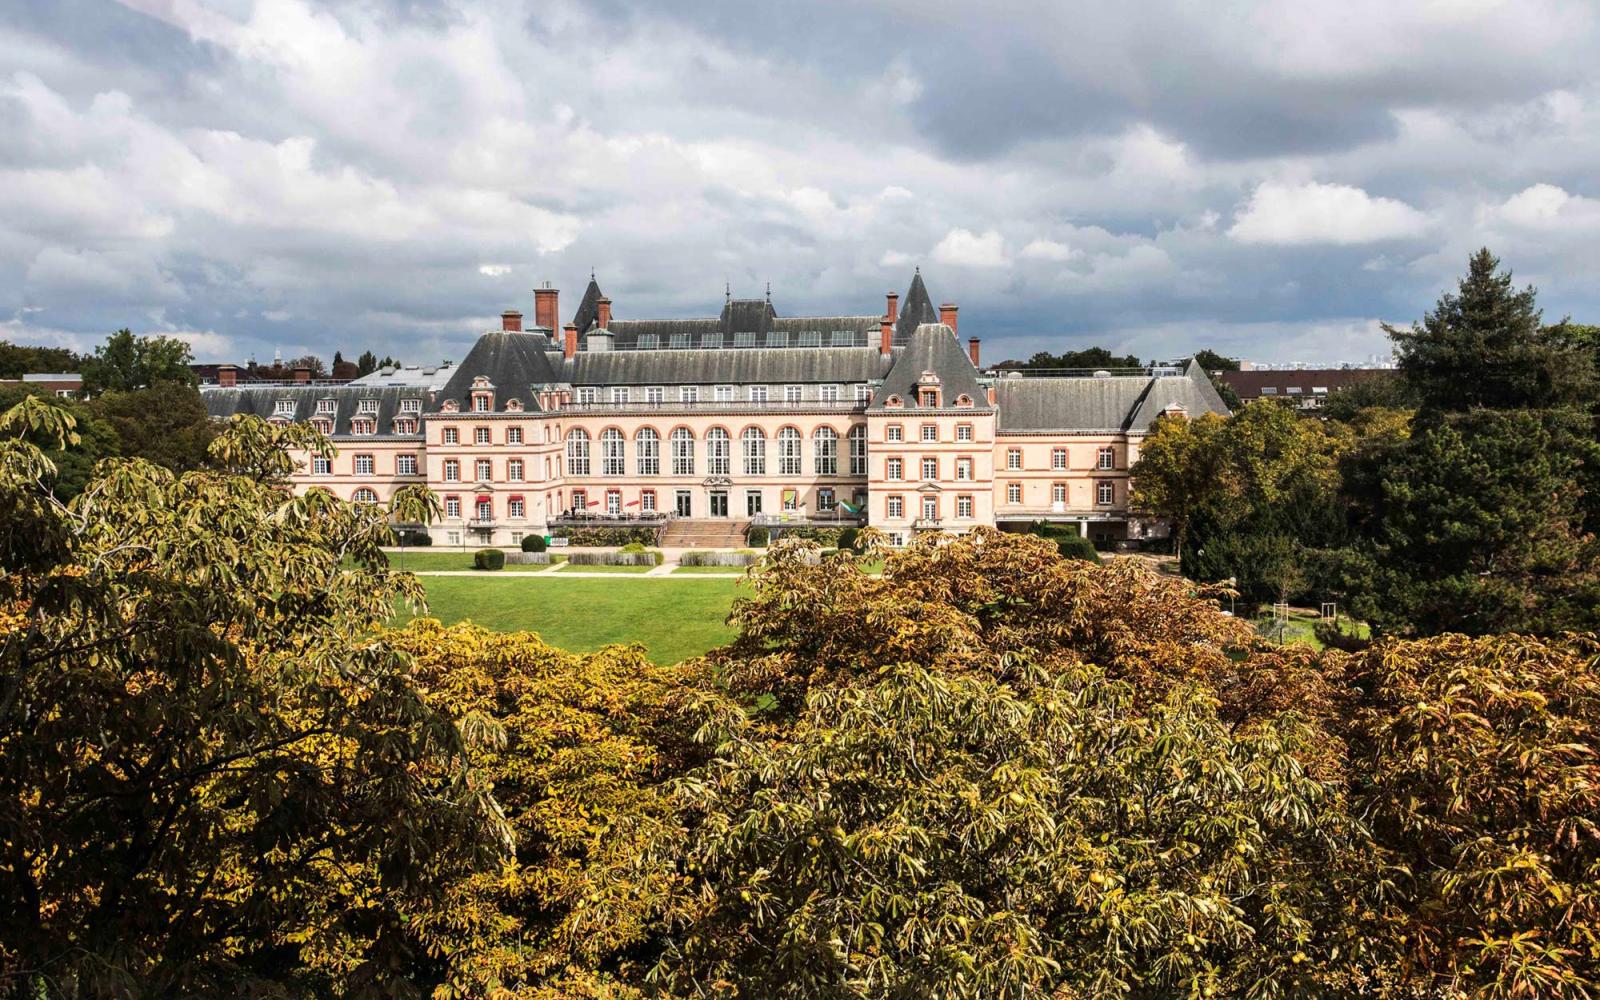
xmin=565 ymin=550 xmax=662 ymax=567
xmin=620 ymin=541 xmax=647 ymax=553
xmin=746 ymin=526 xmax=770 ymax=547
xmin=521 ymin=534 xmax=547 ymax=553
xmin=1053 ymin=533 xmax=1101 ymax=564
xmin=473 ymin=548 xmax=506 ymax=571
xmin=505 ymin=552 xmax=559 ymax=565
xmin=681 ymin=551 xmax=758 ymax=568
xmin=394 ymin=529 xmax=433 ymax=547
xmin=560 ymin=526 xmax=659 ymax=547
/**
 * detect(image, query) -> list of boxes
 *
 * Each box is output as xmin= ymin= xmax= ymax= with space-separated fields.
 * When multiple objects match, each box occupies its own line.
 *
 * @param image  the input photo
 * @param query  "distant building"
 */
xmin=202 ymin=273 xmax=1229 ymax=547
xmin=1218 ymin=368 xmax=1390 ymax=411
xmin=1 ymin=373 xmax=83 ymax=398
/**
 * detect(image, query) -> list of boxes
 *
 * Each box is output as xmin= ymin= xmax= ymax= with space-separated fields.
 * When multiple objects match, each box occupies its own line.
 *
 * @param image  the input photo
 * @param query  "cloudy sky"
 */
xmin=4 ymin=0 xmax=1600 ymax=367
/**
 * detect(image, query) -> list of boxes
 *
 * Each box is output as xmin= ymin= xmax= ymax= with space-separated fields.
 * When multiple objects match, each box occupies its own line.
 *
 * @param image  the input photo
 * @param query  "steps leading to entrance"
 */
xmin=660 ymin=518 xmax=750 ymax=549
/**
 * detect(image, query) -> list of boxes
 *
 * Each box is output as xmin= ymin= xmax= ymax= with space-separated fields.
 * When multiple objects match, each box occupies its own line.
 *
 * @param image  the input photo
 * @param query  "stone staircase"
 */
xmin=659 ymin=518 xmax=750 ymax=549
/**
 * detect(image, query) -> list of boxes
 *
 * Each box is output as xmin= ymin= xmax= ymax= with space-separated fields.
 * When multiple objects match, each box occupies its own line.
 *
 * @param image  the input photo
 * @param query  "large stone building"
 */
xmin=202 ymin=273 xmax=1228 ymax=546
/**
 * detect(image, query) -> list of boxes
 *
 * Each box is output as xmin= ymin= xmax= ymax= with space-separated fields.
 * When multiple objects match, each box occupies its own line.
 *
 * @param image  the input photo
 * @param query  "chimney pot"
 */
xmin=886 ymin=292 xmax=899 ymax=324
xmin=968 ymin=337 xmax=981 ymax=368
xmin=879 ymin=314 xmax=894 ymax=356
xmin=597 ymin=297 xmax=612 ymax=329
xmin=563 ymin=323 xmax=578 ymax=361
xmin=532 ymin=285 xmax=559 ymax=331
xmin=501 ymin=309 xmax=523 ymax=332
xmin=939 ymin=302 xmax=959 ymax=336
xmin=292 ymin=365 xmax=311 ymax=384
xmin=217 ymin=364 xmax=237 ymax=388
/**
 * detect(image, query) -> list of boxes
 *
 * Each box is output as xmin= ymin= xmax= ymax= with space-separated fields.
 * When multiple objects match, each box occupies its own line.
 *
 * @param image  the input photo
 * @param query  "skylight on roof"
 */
xmin=831 ymin=330 xmax=855 ymax=346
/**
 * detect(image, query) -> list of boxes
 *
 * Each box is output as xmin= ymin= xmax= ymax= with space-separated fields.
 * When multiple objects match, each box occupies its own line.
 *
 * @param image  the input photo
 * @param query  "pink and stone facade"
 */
xmin=203 ymin=273 xmax=1228 ymax=547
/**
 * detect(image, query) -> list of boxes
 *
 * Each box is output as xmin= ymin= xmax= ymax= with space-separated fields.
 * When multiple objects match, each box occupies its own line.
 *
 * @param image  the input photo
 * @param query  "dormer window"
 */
xmin=506 ymin=398 xmax=523 ymax=412
xmin=273 ymin=399 xmax=296 ymax=417
xmin=357 ymin=398 xmax=379 ymax=414
xmin=954 ymin=394 xmax=974 ymax=408
xmin=351 ymin=417 xmax=376 ymax=435
xmin=919 ymin=389 xmax=941 ymax=407
xmin=392 ymin=416 xmax=417 ymax=434
xmin=400 ymin=398 xmax=421 ymax=413
xmin=441 ymin=399 xmax=460 ymax=413
xmin=312 ymin=417 xmax=333 ymax=434
xmin=316 ymin=398 xmax=337 ymax=415
xmin=470 ymin=375 xmax=494 ymax=412
xmin=885 ymin=395 xmax=903 ymax=408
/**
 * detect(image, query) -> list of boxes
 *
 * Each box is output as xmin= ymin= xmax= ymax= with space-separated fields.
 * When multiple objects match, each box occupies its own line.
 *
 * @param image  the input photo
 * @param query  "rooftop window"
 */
xmin=733 ymin=332 xmax=757 ymax=348
xmin=765 ymin=331 xmax=789 ymax=348
xmin=636 ymin=334 xmax=658 ymax=350
xmin=831 ymin=329 xmax=855 ymax=347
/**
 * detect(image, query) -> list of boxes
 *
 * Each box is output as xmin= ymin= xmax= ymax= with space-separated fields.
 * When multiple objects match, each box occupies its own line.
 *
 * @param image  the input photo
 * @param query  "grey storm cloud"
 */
xmin=1 ymin=0 xmax=1599 ymax=368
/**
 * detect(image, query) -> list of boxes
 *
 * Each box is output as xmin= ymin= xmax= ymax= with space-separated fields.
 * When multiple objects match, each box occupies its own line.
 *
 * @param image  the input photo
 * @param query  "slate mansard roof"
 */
xmin=872 ymin=322 xmax=989 ymax=411
xmin=203 ymin=384 xmax=430 ymax=438
xmin=993 ymin=360 xmax=1229 ymax=433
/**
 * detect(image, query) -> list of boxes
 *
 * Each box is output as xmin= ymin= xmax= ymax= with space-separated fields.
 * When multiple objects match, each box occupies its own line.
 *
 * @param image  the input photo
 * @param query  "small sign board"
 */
xmin=547 ymin=536 xmax=569 ymax=547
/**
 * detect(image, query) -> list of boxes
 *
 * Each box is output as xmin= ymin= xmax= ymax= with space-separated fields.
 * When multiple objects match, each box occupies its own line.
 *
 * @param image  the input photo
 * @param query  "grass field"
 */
xmin=380 ymin=550 xmax=561 ymax=572
xmin=555 ymin=562 xmax=655 ymax=574
xmin=398 ymin=575 xmax=744 ymax=663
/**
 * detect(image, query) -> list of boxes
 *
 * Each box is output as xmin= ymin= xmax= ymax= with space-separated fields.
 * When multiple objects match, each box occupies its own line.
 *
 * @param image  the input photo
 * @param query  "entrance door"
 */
xmin=708 ymin=490 xmax=729 ymax=517
xmin=745 ymin=490 xmax=763 ymax=516
xmin=675 ymin=490 xmax=692 ymax=517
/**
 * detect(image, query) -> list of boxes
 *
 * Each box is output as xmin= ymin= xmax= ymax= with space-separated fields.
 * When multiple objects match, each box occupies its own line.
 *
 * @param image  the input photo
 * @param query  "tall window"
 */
xmin=777 ymin=427 xmax=802 ymax=476
xmin=353 ymin=488 xmax=379 ymax=505
xmin=476 ymin=459 xmax=492 ymax=481
xmin=509 ymin=498 xmax=525 ymax=518
xmin=671 ymin=428 xmax=695 ymax=475
xmin=784 ymin=385 xmax=802 ymax=403
xmin=715 ymin=385 xmax=733 ymax=402
xmin=312 ymin=454 xmax=331 ymax=475
xmin=813 ymin=427 xmax=838 ymax=475
xmin=742 ymin=427 xmax=766 ymax=475
xmin=922 ymin=495 xmax=938 ymax=521
xmin=1052 ymin=482 xmax=1067 ymax=504
xmin=921 ymin=457 xmax=938 ymax=480
xmin=921 ymin=424 xmax=938 ymax=442
xmin=848 ymin=425 xmax=867 ymax=476
xmin=887 ymin=425 xmax=903 ymax=442
xmin=681 ymin=385 xmax=699 ymax=403
xmin=444 ymin=459 xmax=460 ymax=482
xmin=821 ymin=385 xmax=840 ymax=403
xmin=1097 ymin=481 xmax=1115 ymax=505
xmin=957 ymin=495 xmax=973 ymax=519
xmin=707 ymin=428 xmax=731 ymax=475
xmin=472 ymin=395 xmax=490 ymax=412
xmin=636 ymin=428 xmax=660 ymax=475
xmin=354 ymin=454 xmax=374 ymax=475
xmin=956 ymin=424 xmax=973 ymax=442
xmin=601 ymin=428 xmax=626 ymax=475
xmin=887 ymin=496 xmax=903 ymax=519
xmin=1007 ymin=482 xmax=1022 ymax=504
xmin=612 ymin=387 xmax=630 ymax=404
xmin=749 ymin=386 xmax=768 ymax=403
xmin=508 ymin=458 xmax=524 ymax=481
xmin=1052 ymin=448 xmax=1067 ymax=470
xmin=566 ymin=429 xmax=590 ymax=476
xmin=1098 ymin=447 xmax=1115 ymax=470
xmin=1007 ymin=449 xmax=1022 ymax=470
xmin=444 ymin=496 xmax=461 ymax=518
xmin=475 ymin=427 xmax=491 ymax=445
xmin=641 ymin=489 xmax=656 ymax=512
xmin=443 ymin=427 xmax=458 ymax=445
xmin=646 ymin=386 xmax=664 ymax=405
xmin=476 ymin=496 xmax=492 ymax=520
xmin=507 ymin=426 xmax=523 ymax=445
xmin=956 ymin=457 xmax=972 ymax=481
xmin=887 ymin=458 xmax=903 ymax=481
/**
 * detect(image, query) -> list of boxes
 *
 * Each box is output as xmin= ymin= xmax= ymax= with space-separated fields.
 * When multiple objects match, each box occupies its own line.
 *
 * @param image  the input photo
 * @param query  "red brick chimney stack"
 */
xmin=217 ymin=364 xmax=237 ymax=388
xmin=968 ymin=337 xmax=981 ymax=368
xmin=939 ymin=302 xmax=959 ymax=335
xmin=292 ymin=365 xmax=311 ymax=384
xmin=532 ymin=284 xmax=559 ymax=331
xmin=501 ymin=309 xmax=523 ymax=332
xmin=563 ymin=323 xmax=578 ymax=360
xmin=879 ymin=315 xmax=894 ymax=356
xmin=886 ymin=292 xmax=899 ymax=324
xmin=596 ymin=297 xmax=612 ymax=329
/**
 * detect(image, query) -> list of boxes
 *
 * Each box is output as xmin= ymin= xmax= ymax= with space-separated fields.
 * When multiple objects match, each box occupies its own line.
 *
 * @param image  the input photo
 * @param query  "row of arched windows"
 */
xmin=565 ymin=425 xmax=868 ymax=478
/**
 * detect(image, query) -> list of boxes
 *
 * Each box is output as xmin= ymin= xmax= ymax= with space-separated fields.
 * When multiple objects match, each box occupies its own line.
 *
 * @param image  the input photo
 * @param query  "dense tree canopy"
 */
xmin=0 ymin=341 xmax=83 ymax=380
xmin=994 ymin=347 xmax=1143 ymax=371
xmin=80 ymin=328 xmax=197 ymax=394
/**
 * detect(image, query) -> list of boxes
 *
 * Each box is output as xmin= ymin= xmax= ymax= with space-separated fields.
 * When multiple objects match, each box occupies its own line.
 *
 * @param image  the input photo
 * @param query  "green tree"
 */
xmin=1192 ymin=349 xmax=1243 ymax=407
xmin=0 ymin=342 xmax=84 ymax=380
xmin=0 ymin=383 xmax=121 ymax=500
xmin=1129 ymin=412 xmax=1235 ymax=573
xmin=1388 ymin=248 xmax=1596 ymax=412
xmin=994 ymin=347 xmax=1143 ymax=370
xmin=0 ymin=408 xmax=509 ymax=996
xmin=356 ymin=350 xmax=379 ymax=377
xmin=80 ymin=328 xmax=198 ymax=394
xmin=85 ymin=382 xmax=217 ymax=474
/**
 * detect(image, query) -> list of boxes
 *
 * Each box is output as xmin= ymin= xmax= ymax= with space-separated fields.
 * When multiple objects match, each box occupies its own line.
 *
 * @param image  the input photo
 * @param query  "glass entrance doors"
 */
xmin=708 ymin=490 xmax=729 ymax=517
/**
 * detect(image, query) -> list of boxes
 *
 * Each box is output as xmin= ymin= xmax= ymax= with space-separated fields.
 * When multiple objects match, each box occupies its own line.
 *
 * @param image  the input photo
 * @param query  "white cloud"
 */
xmin=1228 ymin=181 xmax=1430 ymax=245
xmin=478 ymin=264 xmax=513 ymax=277
xmin=931 ymin=228 xmax=1009 ymax=268
xmin=1020 ymin=238 xmax=1080 ymax=262
xmin=1488 ymin=183 xmax=1600 ymax=231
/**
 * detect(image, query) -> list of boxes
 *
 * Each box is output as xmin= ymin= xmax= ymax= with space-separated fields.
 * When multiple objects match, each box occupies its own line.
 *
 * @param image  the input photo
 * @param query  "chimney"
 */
xmin=563 ymin=322 xmax=578 ymax=361
xmin=986 ymin=385 xmax=996 ymax=405
xmin=292 ymin=365 xmax=311 ymax=384
xmin=217 ymin=364 xmax=237 ymax=388
xmin=879 ymin=314 xmax=894 ymax=356
xmin=885 ymin=292 xmax=899 ymax=324
xmin=939 ymin=302 xmax=959 ymax=335
xmin=596 ymin=297 xmax=612 ymax=329
xmin=968 ymin=338 xmax=981 ymax=368
xmin=533 ymin=284 xmax=559 ymax=331
xmin=501 ymin=309 xmax=523 ymax=332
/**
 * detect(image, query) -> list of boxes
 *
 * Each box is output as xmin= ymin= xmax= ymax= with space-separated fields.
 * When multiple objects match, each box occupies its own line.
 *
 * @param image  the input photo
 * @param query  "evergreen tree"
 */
xmin=356 ymin=350 xmax=379 ymax=376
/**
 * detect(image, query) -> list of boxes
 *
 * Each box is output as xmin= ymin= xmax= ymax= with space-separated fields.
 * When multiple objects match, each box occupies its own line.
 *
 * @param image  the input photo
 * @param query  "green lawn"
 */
xmin=1252 ymin=610 xmax=1370 ymax=650
xmin=672 ymin=565 xmax=752 ymax=575
xmin=556 ymin=562 xmax=656 ymax=574
xmin=397 ymin=576 xmax=744 ymax=663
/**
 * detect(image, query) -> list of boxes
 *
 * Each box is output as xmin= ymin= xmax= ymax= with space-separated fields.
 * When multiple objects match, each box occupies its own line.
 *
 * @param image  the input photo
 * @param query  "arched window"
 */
xmin=707 ymin=427 xmax=731 ymax=476
xmin=813 ymin=426 xmax=838 ymax=476
xmin=566 ymin=429 xmax=590 ymax=476
xmin=636 ymin=427 xmax=660 ymax=476
xmin=848 ymin=425 xmax=868 ymax=476
xmin=601 ymin=428 xmax=626 ymax=476
xmin=671 ymin=427 xmax=695 ymax=476
xmin=777 ymin=426 xmax=802 ymax=476
xmin=352 ymin=487 xmax=379 ymax=505
xmin=742 ymin=427 xmax=766 ymax=476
